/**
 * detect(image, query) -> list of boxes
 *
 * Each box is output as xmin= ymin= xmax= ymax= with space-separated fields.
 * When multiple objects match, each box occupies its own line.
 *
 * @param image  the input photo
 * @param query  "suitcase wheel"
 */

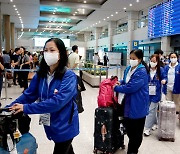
xmin=121 ymin=144 xmax=125 ymax=149
xmin=93 ymin=149 xmax=97 ymax=154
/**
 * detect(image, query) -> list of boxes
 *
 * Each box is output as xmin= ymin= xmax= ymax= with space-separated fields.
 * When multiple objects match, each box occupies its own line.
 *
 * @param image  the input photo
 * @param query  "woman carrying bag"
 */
xmin=114 ymin=49 xmax=149 ymax=154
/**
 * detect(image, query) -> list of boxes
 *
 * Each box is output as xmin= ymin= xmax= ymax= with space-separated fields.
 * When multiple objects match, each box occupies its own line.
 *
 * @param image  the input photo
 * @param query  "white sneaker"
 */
xmin=152 ymin=124 xmax=158 ymax=131
xmin=144 ymin=129 xmax=151 ymax=136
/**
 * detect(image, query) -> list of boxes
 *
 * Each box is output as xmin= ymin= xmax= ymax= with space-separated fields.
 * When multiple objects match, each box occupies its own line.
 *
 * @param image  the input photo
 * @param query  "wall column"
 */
xmin=95 ymin=27 xmax=102 ymax=52
xmin=108 ymin=21 xmax=116 ymax=51
xmin=161 ymin=36 xmax=173 ymax=55
xmin=127 ymin=11 xmax=139 ymax=63
xmin=11 ymin=22 xmax=15 ymax=50
xmin=3 ymin=15 xmax=11 ymax=52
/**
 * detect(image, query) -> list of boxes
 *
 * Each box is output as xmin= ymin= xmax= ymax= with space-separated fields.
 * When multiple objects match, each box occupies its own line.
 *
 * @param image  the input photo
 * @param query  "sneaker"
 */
xmin=144 ymin=129 xmax=151 ymax=136
xmin=152 ymin=124 xmax=158 ymax=131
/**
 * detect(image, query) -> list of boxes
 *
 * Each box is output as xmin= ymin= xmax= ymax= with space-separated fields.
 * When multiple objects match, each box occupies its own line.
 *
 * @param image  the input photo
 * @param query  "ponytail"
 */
xmin=142 ymin=60 xmax=149 ymax=74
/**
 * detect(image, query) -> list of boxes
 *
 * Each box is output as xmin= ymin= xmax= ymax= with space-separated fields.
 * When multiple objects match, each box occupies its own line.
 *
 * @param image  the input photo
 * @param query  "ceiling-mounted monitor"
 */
xmin=148 ymin=0 xmax=180 ymax=38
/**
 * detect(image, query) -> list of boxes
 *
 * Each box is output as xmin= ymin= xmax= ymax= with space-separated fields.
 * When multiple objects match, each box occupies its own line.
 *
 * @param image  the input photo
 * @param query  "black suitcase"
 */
xmin=94 ymin=107 xmax=125 ymax=154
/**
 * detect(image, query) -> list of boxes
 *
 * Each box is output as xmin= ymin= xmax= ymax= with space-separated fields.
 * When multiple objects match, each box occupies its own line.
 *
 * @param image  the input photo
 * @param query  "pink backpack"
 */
xmin=98 ymin=76 xmax=118 ymax=107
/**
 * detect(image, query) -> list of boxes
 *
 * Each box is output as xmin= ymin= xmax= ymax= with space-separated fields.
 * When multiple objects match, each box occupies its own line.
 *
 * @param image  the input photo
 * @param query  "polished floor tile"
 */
xmin=1 ymin=80 xmax=180 ymax=154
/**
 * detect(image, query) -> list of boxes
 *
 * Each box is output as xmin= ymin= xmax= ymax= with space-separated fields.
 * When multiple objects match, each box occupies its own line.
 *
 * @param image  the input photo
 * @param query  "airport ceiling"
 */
xmin=0 ymin=0 xmax=162 ymax=39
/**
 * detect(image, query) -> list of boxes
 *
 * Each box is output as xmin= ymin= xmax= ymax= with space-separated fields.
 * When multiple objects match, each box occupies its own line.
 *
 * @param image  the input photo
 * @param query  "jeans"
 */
xmin=144 ymin=102 xmax=159 ymax=129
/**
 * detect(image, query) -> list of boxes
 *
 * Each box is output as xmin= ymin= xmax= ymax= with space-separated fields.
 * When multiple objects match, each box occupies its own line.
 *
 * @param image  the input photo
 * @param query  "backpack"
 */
xmin=98 ymin=76 xmax=118 ymax=107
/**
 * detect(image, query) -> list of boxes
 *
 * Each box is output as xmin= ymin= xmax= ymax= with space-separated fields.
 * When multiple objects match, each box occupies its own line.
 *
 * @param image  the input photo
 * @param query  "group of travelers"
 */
xmin=0 ymin=47 xmax=43 ymax=98
xmin=3 ymin=38 xmax=180 ymax=154
xmin=114 ymin=49 xmax=180 ymax=154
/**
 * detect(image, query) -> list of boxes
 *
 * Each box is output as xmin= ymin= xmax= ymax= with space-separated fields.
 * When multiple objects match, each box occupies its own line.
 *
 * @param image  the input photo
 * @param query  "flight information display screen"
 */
xmin=148 ymin=0 xmax=180 ymax=38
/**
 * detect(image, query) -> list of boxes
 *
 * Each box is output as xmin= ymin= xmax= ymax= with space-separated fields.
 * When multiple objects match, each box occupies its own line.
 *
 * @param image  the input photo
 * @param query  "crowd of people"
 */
xmin=114 ymin=49 xmax=180 ymax=154
xmin=0 ymin=47 xmax=43 ymax=98
xmin=0 ymin=38 xmax=179 ymax=154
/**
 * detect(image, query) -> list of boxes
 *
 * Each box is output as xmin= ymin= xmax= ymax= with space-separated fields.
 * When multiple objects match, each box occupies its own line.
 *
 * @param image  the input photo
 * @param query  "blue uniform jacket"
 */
xmin=162 ymin=63 xmax=180 ymax=94
xmin=10 ymin=70 xmax=79 ymax=143
xmin=114 ymin=64 xmax=149 ymax=119
xmin=149 ymin=67 xmax=166 ymax=103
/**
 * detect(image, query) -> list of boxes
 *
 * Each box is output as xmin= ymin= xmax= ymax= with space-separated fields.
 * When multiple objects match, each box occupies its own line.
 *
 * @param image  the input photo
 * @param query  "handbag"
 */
xmin=6 ymin=72 xmax=13 ymax=79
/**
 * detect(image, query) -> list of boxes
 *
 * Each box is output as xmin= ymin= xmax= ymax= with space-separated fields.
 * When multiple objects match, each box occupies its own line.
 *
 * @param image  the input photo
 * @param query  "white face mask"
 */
xmin=130 ymin=59 xmax=139 ymax=67
xmin=44 ymin=52 xmax=59 ymax=66
xmin=170 ymin=58 xmax=177 ymax=64
xmin=150 ymin=62 xmax=157 ymax=68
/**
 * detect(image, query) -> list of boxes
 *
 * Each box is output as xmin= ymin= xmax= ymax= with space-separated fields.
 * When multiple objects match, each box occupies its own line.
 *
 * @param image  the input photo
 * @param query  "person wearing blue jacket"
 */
xmin=144 ymin=54 xmax=166 ymax=136
xmin=162 ymin=52 xmax=180 ymax=114
xmin=9 ymin=38 xmax=79 ymax=154
xmin=114 ymin=49 xmax=149 ymax=154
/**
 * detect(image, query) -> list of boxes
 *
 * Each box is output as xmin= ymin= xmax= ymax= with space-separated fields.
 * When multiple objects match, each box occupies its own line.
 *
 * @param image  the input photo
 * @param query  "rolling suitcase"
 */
xmin=158 ymin=101 xmax=176 ymax=142
xmin=94 ymin=107 xmax=125 ymax=154
xmin=0 ymin=108 xmax=38 ymax=153
xmin=0 ymin=133 xmax=38 ymax=154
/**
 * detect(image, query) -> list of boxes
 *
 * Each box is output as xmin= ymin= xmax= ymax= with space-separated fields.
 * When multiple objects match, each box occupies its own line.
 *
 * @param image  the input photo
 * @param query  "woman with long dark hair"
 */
xmin=9 ymin=38 xmax=79 ymax=154
xmin=144 ymin=54 xmax=166 ymax=136
xmin=162 ymin=52 xmax=180 ymax=114
xmin=114 ymin=49 xmax=149 ymax=154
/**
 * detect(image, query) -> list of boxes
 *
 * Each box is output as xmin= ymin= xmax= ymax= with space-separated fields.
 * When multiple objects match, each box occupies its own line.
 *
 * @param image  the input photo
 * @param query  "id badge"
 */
xmin=39 ymin=113 xmax=50 ymax=126
xmin=149 ymin=84 xmax=156 ymax=95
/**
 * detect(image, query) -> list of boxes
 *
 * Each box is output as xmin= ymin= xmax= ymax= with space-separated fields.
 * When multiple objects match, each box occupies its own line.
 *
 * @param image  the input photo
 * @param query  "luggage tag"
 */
xmin=39 ymin=113 xmax=50 ymax=126
xmin=149 ymin=83 xmax=156 ymax=95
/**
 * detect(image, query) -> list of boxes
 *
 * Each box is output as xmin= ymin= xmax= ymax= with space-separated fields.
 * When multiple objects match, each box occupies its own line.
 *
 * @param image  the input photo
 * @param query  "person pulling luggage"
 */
xmin=7 ymin=38 xmax=79 ymax=154
xmin=144 ymin=54 xmax=166 ymax=136
xmin=114 ymin=49 xmax=149 ymax=154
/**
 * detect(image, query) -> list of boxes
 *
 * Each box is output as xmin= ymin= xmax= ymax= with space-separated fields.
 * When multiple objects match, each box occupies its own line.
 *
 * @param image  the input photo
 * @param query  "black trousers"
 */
xmin=53 ymin=139 xmax=74 ymax=154
xmin=19 ymin=71 xmax=29 ymax=90
xmin=124 ymin=117 xmax=146 ymax=154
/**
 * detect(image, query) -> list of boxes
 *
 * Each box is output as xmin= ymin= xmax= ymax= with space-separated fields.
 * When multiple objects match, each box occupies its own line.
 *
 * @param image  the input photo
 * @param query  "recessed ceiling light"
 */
xmin=73 ymin=14 xmax=75 ymax=16
xmin=96 ymin=23 xmax=97 ymax=24
xmin=16 ymin=11 xmax=19 ymax=13
xmin=136 ymin=0 xmax=139 ymax=2
xmin=129 ymin=4 xmax=132 ymax=6
xmin=116 ymin=12 xmax=118 ymax=14
xmin=15 ymin=8 xmax=17 ymax=11
xmin=18 ymin=14 xmax=20 ymax=16
xmin=13 ymin=5 xmax=16 ymax=7
xmin=99 ymin=21 xmax=101 ymax=23
xmin=107 ymin=17 xmax=109 ymax=19
xmin=75 ymin=12 xmax=78 ymax=14
xmin=19 ymin=17 xmax=21 ymax=19
xmin=49 ymin=21 xmax=51 ymax=22
xmin=124 ymin=8 xmax=126 ymax=10
xmin=10 ymin=0 xmax=13 ymax=2
xmin=57 ymin=0 xmax=60 ymax=1
xmin=104 ymin=19 xmax=106 ymax=21
xmin=111 ymin=14 xmax=113 ymax=16
xmin=83 ymin=1 xmax=87 ymax=3
xmin=29 ymin=29 xmax=31 ymax=32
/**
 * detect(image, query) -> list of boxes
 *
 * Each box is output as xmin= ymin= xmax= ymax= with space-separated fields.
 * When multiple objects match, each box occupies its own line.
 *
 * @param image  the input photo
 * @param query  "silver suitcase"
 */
xmin=158 ymin=101 xmax=176 ymax=142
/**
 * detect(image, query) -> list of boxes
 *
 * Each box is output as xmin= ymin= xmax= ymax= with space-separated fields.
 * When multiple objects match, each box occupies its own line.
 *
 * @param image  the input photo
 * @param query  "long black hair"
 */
xmin=130 ymin=49 xmax=149 ymax=73
xmin=149 ymin=54 xmax=161 ymax=80
xmin=169 ymin=52 xmax=178 ymax=59
xmin=37 ymin=38 xmax=68 ymax=79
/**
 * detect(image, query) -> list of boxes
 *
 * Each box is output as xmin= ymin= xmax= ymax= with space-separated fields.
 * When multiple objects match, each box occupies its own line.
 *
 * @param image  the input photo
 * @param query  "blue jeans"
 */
xmin=145 ymin=102 xmax=159 ymax=129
